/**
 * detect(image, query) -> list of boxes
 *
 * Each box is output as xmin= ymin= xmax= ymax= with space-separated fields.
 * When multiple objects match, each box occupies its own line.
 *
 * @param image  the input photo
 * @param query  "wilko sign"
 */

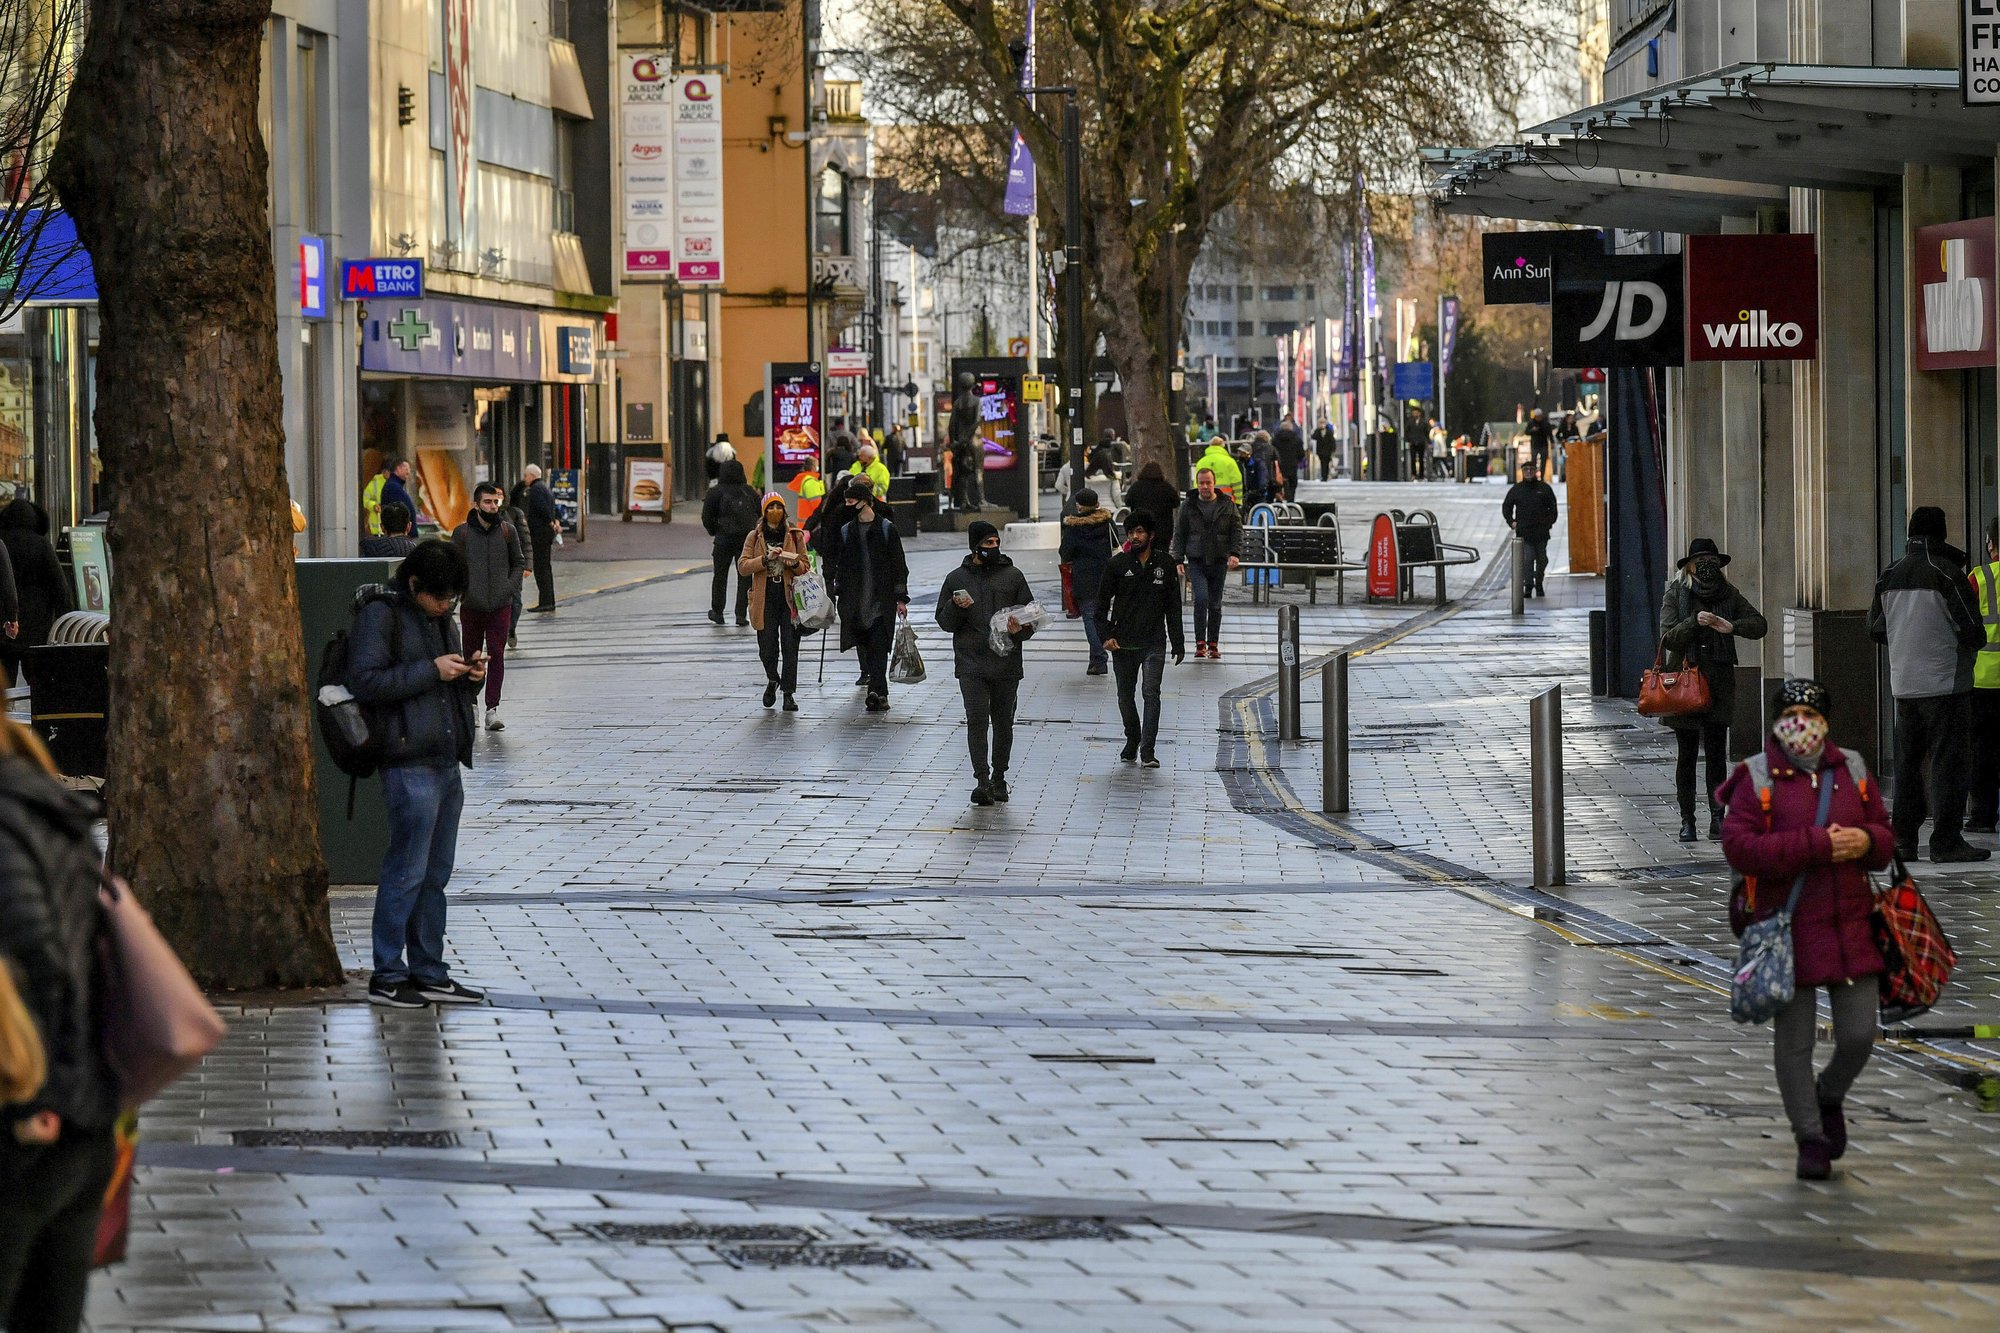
xmin=1366 ymin=513 xmax=1398 ymax=601
xmin=1684 ymin=235 xmax=1818 ymax=362
xmin=1915 ymin=217 xmax=1996 ymax=370
xmin=1481 ymin=229 xmax=1605 ymax=305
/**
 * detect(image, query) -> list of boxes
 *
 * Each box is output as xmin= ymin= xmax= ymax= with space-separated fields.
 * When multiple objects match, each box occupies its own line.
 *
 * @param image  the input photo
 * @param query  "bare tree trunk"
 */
xmin=52 ymin=0 xmax=341 ymax=988
xmin=1094 ymin=220 xmax=1177 ymax=479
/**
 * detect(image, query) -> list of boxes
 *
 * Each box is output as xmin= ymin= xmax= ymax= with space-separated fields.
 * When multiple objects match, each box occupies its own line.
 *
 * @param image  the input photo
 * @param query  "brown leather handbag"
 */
xmin=1637 ymin=647 xmax=1711 ymax=717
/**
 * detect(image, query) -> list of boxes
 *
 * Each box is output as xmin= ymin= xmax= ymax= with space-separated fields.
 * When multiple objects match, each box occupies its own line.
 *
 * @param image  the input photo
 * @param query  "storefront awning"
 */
xmin=1427 ymin=64 xmax=2000 ymax=231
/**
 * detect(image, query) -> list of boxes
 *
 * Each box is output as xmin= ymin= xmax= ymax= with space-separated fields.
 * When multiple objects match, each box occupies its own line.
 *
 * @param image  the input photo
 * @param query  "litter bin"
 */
xmin=26 ymin=642 xmax=108 ymax=778
xmin=298 ymin=557 xmax=400 ymax=885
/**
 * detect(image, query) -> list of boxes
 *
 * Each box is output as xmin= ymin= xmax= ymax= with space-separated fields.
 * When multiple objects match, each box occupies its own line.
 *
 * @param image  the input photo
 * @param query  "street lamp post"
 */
xmin=1009 ymin=38 xmax=1088 ymax=490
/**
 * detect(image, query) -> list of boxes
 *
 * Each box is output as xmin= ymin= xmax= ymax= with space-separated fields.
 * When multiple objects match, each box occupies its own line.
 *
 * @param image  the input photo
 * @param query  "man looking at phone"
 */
xmin=452 ymin=482 xmax=524 ymax=731
xmin=346 ymin=540 xmax=488 ymax=1009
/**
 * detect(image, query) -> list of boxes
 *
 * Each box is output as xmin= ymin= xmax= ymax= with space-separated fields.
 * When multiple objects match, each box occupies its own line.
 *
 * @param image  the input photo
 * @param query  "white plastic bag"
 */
xmin=790 ymin=554 xmax=835 ymax=630
xmin=989 ymin=601 xmax=1051 ymax=655
xmin=890 ymin=611 xmax=926 ymax=683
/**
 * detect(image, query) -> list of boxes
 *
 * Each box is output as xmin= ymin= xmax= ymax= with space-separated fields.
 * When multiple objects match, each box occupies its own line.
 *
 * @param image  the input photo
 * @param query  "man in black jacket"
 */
xmin=361 ymin=502 xmax=420 ymax=559
xmin=1273 ymin=418 xmax=1306 ymax=500
xmin=702 ymin=459 xmax=761 ymax=625
xmin=518 ymin=464 xmax=562 ymax=611
xmin=834 ymin=483 xmax=908 ymax=711
xmin=1097 ymin=511 xmax=1185 ymax=766
xmin=451 ymin=482 xmax=525 ymax=731
xmin=936 ymin=521 xmax=1037 ymax=804
xmin=1869 ymin=504 xmax=1990 ymax=861
xmin=1501 ymin=460 xmax=1560 ymax=597
xmin=346 ymin=540 xmax=489 ymax=1007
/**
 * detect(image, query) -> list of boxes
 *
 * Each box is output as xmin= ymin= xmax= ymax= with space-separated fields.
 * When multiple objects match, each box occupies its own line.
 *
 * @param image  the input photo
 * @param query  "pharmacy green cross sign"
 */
xmin=387 ymin=309 xmax=433 ymax=352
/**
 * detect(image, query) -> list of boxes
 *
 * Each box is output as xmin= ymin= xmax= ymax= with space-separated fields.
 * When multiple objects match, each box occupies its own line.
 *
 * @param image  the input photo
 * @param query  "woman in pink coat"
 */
xmin=1718 ymin=678 xmax=1894 ymax=1180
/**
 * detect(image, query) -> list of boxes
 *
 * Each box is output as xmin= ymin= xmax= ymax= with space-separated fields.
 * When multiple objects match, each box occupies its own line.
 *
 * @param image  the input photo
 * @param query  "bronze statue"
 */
xmin=948 ymin=371 xmax=985 ymax=510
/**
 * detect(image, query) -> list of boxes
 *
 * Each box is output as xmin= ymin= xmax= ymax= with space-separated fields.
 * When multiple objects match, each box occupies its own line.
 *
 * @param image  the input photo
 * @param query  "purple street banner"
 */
xmin=1002 ymin=0 xmax=1037 ymax=217
xmin=1440 ymin=295 xmax=1460 ymax=378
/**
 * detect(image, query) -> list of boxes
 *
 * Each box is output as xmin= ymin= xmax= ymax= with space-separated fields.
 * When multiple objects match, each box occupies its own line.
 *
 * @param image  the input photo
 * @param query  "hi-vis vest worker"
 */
xmin=1976 ymin=543 xmax=2000 ymax=690
xmin=787 ymin=467 xmax=826 ymax=523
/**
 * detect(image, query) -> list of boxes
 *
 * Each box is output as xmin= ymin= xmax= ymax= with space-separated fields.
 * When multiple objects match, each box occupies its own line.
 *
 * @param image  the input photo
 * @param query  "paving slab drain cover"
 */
xmin=876 ymin=1216 xmax=1133 ymax=1243
xmin=582 ymin=1222 xmax=822 ymax=1244
xmin=721 ymin=1243 xmax=925 ymax=1270
xmin=231 ymin=1129 xmax=460 ymax=1149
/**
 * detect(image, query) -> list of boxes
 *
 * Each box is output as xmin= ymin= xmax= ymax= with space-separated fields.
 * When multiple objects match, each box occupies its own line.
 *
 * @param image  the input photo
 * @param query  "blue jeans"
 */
xmin=372 ymin=763 xmax=464 ymax=985
xmin=1078 ymin=597 xmax=1107 ymax=668
xmin=1187 ymin=560 xmax=1227 ymax=643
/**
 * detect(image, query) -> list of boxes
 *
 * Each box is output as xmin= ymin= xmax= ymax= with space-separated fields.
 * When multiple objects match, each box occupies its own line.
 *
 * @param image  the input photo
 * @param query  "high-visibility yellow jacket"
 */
xmin=1973 ymin=562 xmax=2000 ymax=689
xmin=362 ymin=472 xmax=387 ymax=536
xmin=788 ymin=469 xmax=827 ymax=522
xmin=1193 ymin=443 xmax=1242 ymax=496
xmin=849 ymin=458 xmax=891 ymax=498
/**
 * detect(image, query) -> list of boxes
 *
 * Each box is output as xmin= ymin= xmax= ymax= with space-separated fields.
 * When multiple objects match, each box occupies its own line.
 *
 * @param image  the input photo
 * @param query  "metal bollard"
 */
xmin=1276 ymin=603 xmax=1301 ymax=741
xmin=1322 ymin=654 xmax=1349 ymax=814
xmin=1531 ymin=684 xmax=1565 ymax=887
xmin=1510 ymin=537 xmax=1525 ymax=617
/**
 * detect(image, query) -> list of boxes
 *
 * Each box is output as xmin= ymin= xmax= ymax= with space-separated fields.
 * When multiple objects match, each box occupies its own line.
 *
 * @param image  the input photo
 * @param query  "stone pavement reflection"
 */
xmin=92 ymin=482 xmax=2000 ymax=1331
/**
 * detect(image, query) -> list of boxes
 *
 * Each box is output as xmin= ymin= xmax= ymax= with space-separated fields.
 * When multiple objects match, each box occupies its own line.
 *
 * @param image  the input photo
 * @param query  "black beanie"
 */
xmin=1910 ymin=506 xmax=1947 ymax=541
xmin=967 ymin=520 xmax=999 ymax=550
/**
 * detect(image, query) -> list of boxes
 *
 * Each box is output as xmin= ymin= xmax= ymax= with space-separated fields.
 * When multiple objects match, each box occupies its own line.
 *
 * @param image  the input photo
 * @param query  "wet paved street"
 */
xmin=91 ymin=482 xmax=2000 ymax=1330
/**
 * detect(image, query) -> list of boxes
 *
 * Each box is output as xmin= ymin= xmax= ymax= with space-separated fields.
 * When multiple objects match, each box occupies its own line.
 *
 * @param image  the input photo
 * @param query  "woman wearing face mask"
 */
xmin=1718 ymin=679 xmax=1893 ymax=1180
xmin=738 ymin=493 xmax=810 ymax=711
xmin=1659 ymin=538 xmax=1768 ymax=841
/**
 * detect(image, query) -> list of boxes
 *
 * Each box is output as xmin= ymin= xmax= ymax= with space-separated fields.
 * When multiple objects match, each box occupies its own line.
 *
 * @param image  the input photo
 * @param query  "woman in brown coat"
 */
xmin=738 ymin=493 xmax=811 ymax=710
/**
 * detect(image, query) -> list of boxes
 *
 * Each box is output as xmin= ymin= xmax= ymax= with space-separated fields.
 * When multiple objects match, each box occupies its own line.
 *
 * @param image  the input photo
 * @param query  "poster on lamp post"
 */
xmin=621 ymin=53 xmax=673 ymax=279
xmin=672 ymin=75 xmax=726 ymax=284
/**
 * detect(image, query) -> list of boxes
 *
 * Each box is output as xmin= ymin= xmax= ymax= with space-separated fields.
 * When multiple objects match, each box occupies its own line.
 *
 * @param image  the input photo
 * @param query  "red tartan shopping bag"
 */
xmin=1873 ymin=857 xmax=1957 ymax=1024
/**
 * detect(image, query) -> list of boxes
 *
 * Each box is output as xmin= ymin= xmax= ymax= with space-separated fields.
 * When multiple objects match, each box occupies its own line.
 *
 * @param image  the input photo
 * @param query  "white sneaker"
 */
xmin=484 ymin=707 xmax=504 ymax=731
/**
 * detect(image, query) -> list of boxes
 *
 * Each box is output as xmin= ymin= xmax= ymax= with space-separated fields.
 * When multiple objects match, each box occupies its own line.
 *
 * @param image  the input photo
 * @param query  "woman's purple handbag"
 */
xmin=96 ymin=870 xmax=226 ymax=1108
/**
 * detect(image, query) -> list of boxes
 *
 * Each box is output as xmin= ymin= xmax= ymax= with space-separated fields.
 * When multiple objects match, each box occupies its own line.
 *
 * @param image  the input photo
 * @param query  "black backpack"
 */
xmin=719 ymin=485 xmax=762 ymax=537
xmin=315 ymin=587 xmax=400 ymax=816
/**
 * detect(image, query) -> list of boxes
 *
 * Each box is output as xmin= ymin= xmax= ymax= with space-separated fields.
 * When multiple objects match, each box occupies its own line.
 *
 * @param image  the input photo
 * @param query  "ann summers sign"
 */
xmin=1968 ymin=0 xmax=2000 ymax=104
xmin=1481 ymin=229 xmax=1605 ymax=305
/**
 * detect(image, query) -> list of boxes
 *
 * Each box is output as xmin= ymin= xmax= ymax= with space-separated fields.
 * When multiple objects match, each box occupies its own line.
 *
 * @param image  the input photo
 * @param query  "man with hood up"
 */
xmin=935 ymin=521 xmax=1036 ymax=805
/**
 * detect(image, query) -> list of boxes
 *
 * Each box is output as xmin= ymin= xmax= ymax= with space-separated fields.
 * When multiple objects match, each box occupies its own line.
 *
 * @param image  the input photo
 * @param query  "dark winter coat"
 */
xmin=0 ymin=499 xmax=69 ymax=668
xmin=359 ymin=533 xmax=419 ymax=560
xmin=1171 ymin=493 xmax=1244 ymax=564
xmin=1657 ymin=574 xmax=1767 ymax=730
xmin=1719 ymin=737 xmax=1893 ymax=987
xmin=524 ymin=479 xmax=561 ymax=546
xmin=1313 ymin=424 xmax=1337 ymax=464
xmin=1502 ymin=479 xmax=1559 ymax=541
xmin=935 ymin=552 xmax=1036 ymax=680
xmin=702 ymin=462 xmax=761 ymax=551
xmin=1059 ymin=508 xmax=1116 ymax=602
xmin=833 ymin=513 xmax=908 ymax=649
xmin=383 ymin=474 xmax=416 ymax=522
xmin=1273 ymin=426 xmax=1305 ymax=481
xmin=1122 ymin=475 xmax=1180 ymax=527
xmin=1095 ymin=547 xmax=1185 ymax=657
xmin=1869 ymin=537 xmax=1984 ymax=698
xmin=0 ymin=757 xmax=117 ymax=1131
xmin=345 ymin=588 xmax=479 ymax=769
xmin=451 ymin=512 xmax=525 ymax=614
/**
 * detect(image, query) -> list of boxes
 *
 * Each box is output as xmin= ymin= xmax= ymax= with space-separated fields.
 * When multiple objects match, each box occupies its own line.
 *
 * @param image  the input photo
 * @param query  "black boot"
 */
xmin=1678 ymin=816 xmax=1698 ymax=843
xmin=1707 ymin=810 xmax=1723 ymax=841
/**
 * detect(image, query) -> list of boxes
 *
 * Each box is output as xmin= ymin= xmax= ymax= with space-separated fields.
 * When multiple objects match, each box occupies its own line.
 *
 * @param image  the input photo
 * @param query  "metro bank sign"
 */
xmin=340 ymin=258 xmax=425 ymax=300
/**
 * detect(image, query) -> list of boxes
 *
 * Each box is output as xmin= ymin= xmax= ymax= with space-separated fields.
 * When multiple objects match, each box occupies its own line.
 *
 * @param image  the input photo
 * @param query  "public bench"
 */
xmin=1363 ymin=508 xmax=1481 ymax=606
xmin=1240 ymin=503 xmax=1365 ymax=605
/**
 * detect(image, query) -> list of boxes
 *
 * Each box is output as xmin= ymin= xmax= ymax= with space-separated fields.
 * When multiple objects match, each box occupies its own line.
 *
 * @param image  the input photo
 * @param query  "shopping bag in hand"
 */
xmin=1874 ymin=856 xmax=1956 ymax=1024
xmin=889 ymin=611 xmax=926 ymax=683
xmin=790 ymin=553 xmax=835 ymax=630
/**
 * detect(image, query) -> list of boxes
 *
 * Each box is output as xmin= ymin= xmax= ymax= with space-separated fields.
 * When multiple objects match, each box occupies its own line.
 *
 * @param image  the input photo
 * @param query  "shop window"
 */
xmin=816 ymin=165 xmax=850 ymax=255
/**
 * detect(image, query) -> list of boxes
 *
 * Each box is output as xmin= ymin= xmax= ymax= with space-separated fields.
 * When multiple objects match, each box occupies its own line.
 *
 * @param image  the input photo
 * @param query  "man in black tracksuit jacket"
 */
xmin=935 ymin=521 xmax=1035 ymax=804
xmin=1869 ymin=504 xmax=1990 ymax=861
xmin=1095 ymin=511 xmax=1185 ymax=766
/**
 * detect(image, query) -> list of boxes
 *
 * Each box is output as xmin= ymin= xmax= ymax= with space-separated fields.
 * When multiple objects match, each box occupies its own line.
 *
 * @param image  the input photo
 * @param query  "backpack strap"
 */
xmin=1841 ymin=747 xmax=1870 ymax=804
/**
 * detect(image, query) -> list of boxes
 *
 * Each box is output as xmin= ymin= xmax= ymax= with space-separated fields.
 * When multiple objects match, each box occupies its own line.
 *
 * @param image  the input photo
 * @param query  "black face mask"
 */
xmin=1692 ymin=557 xmax=1723 ymax=590
xmin=973 ymin=546 xmax=997 ymax=563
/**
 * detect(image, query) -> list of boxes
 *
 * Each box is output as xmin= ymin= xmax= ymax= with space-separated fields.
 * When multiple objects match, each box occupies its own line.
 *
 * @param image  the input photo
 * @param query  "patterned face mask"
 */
xmin=1692 ymin=556 xmax=1724 ymax=589
xmin=1772 ymin=710 xmax=1828 ymax=764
